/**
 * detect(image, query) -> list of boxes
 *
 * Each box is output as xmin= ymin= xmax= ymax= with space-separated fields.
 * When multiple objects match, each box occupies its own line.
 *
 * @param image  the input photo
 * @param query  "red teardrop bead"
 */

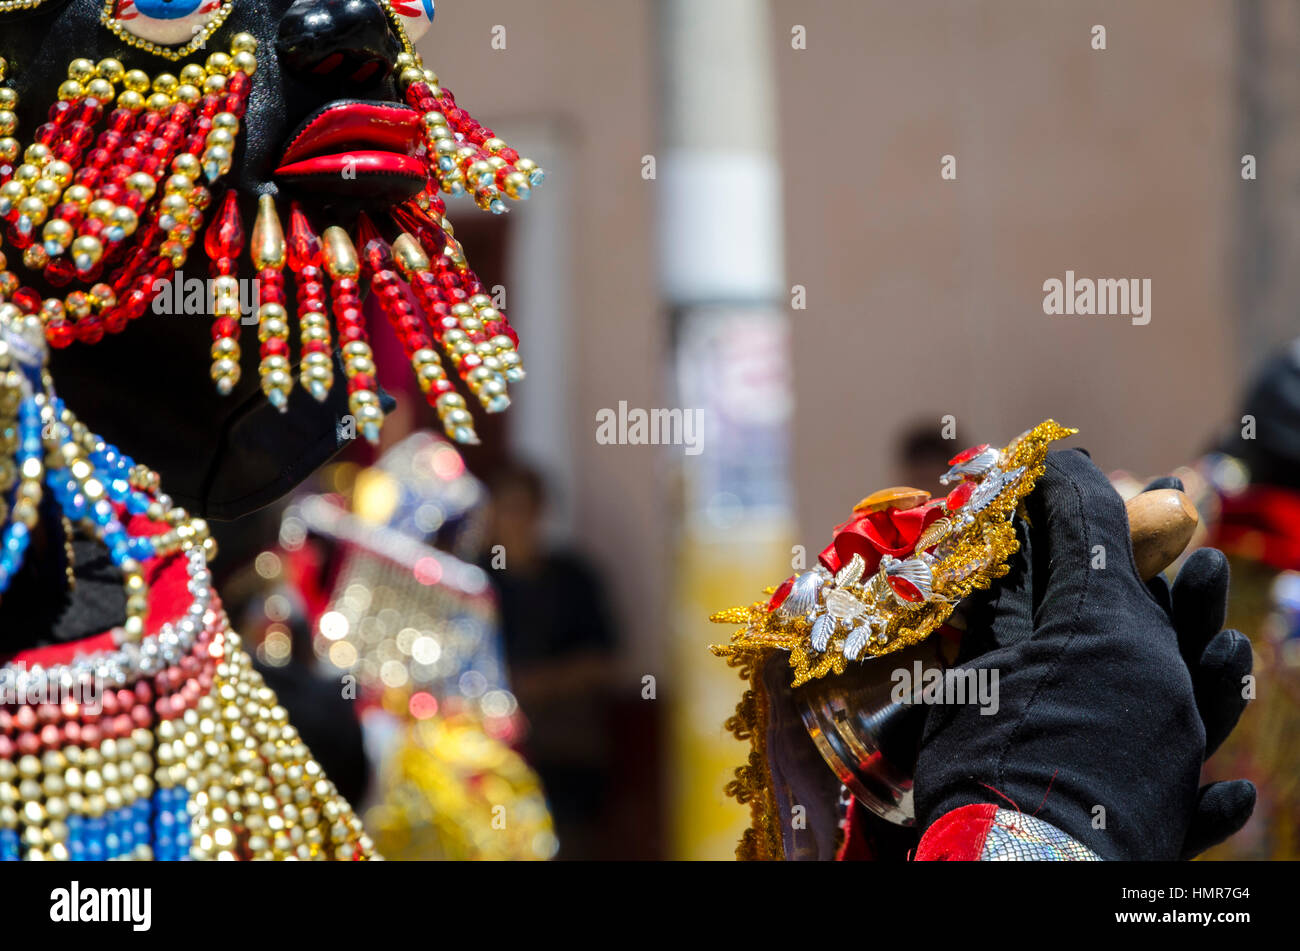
xmin=287 ymin=203 xmax=322 ymax=272
xmin=203 ymin=189 xmax=244 ymax=261
xmin=211 ymin=316 xmax=239 ymax=340
xmin=391 ymin=203 xmax=447 ymax=259
xmin=355 ymin=212 xmax=391 ymax=273
xmin=260 ymin=337 xmax=288 ymax=358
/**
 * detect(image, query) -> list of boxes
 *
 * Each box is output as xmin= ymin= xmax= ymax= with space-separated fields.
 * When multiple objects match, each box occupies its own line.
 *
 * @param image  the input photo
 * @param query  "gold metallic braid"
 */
xmin=710 ymin=420 xmax=1076 ymax=687
xmin=720 ymin=652 xmax=783 ymax=861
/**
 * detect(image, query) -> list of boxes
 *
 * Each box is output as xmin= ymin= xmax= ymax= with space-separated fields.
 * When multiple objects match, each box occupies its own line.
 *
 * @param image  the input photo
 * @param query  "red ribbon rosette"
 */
xmin=818 ymin=501 xmax=947 ymax=576
xmin=767 ymin=495 xmax=948 ymax=613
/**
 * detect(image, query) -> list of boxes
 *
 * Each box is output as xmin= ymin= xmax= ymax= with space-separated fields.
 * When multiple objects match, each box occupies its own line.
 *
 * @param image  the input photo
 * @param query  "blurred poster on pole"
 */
xmin=670 ymin=304 xmax=796 ymax=859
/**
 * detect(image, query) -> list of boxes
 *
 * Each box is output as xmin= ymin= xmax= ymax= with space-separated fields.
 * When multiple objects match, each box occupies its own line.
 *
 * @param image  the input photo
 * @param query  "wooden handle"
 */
xmin=1127 ymin=488 xmax=1199 ymax=580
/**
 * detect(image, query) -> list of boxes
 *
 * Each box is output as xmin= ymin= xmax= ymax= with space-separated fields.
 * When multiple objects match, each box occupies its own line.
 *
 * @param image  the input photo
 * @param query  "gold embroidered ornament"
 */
xmin=711 ymin=420 xmax=1076 ymax=686
xmin=710 ymin=421 xmax=1076 ymax=858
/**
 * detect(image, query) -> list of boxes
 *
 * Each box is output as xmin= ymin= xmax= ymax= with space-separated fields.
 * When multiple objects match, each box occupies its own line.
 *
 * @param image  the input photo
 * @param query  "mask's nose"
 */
xmin=277 ymin=0 xmax=405 ymax=92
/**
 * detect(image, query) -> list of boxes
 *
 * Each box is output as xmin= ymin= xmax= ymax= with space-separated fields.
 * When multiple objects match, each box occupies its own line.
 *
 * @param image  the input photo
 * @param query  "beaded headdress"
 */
xmin=0 ymin=0 xmax=541 ymax=860
xmin=0 ymin=7 xmax=540 ymax=447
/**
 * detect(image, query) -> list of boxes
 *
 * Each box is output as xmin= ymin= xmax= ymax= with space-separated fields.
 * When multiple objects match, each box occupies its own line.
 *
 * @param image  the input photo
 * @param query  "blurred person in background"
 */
xmin=896 ymin=422 xmax=962 ymax=497
xmin=484 ymin=462 xmax=619 ymax=859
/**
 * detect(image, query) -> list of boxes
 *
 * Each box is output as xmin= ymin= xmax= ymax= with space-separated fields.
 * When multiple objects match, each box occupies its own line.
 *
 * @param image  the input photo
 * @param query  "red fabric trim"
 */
xmin=914 ymin=803 xmax=999 ymax=861
xmin=835 ymin=799 xmax=876 ymax=861
xmin=1212 ymin=484 xmax=1300 ymax=572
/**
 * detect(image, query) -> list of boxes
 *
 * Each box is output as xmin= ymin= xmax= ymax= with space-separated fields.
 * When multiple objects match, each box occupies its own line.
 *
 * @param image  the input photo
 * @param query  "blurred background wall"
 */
xmin=777 ymin=0 xmax=1242 ymax=534
xmin=415 ymin=0 xmax=1289 ymax=858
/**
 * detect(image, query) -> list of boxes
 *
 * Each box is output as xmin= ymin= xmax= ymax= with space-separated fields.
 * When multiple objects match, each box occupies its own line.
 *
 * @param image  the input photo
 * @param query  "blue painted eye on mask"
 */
xmin=133 ymin=0 xmax=205 ymax=20
xmin=387 ymin=0 xmax=435 ymax=41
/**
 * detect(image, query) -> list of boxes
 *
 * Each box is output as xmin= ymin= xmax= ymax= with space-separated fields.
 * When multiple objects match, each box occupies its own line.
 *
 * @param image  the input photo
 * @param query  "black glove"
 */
xmin=913 ymin=449 xmax=1255 ymax=860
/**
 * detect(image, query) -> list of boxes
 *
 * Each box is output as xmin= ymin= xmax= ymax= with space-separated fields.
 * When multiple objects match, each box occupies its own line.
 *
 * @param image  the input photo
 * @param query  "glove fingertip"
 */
xmin=1142 ymin=475 xmax=1185 ymax=493
xmin=1198 ymin=629 xmax=1254 ymax=757
xmin=1178 ymin=547 xmax=1231 ymax=590
xmin=1171 ymin=548 xmax=1231 ymax=660
xmin=1182 ymin=780 xmax=1256 ymax=859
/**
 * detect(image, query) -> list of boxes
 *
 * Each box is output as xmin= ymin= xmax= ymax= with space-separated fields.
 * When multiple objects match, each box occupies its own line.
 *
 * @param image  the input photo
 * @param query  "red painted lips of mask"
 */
xmin=275 ymin=100 xmax=426 ymax=199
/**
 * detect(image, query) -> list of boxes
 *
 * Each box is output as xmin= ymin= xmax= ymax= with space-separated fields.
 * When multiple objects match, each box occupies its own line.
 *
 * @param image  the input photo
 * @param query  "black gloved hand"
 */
xmin=913 ymin=449 xmax=1255 ymax=860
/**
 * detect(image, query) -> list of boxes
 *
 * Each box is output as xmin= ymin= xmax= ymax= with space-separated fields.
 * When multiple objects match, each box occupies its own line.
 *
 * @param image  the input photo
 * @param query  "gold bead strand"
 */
xmin=321 ymin=227 xmax=384 ymax=443
xmin=98 ymin=737 xmax=128 ymax=860
xmin=16 ymin=753 xmax=46 ymax=860
xmin=459 ymin=294 xmax=514 ymax=413
xmin=0 ymin=758 xmax=22 ymax=861
xmin=250 ymin=195 xmax=292 ymax=411
xmin=40 ymin=749 xmax=70 ymax=861
xmin=201 ymin=35 xmax=257 ymax=184
xmin=388 ymin=233 xmax=465 ymax=437
xmin=128 ymin=727 xmax=155 ymax=860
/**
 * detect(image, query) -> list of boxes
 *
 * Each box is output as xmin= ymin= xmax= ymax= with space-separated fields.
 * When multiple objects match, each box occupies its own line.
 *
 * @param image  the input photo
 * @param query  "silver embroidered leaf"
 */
xmin=810 ymin=614 xmax=837 ymax=652
xmin=834 ymin=552 xmax=866 ymax=588
xmin=844 ymin=623 xmax=874 ymax=661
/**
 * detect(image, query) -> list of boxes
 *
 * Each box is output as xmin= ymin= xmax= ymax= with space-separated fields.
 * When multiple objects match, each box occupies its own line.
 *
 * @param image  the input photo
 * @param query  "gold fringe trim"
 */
xmin=721 ymin=651 xmax=784 ymax=860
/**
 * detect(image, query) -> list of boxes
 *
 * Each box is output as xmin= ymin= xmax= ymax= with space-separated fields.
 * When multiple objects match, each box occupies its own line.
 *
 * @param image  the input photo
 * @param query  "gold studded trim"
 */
xmin=0 ymin=0 xmax=54 ymax=13
xmin=376 ymin=0 xmax=418 ymax=60
xmin=99 ymin=0 xmax=236 ymax=62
